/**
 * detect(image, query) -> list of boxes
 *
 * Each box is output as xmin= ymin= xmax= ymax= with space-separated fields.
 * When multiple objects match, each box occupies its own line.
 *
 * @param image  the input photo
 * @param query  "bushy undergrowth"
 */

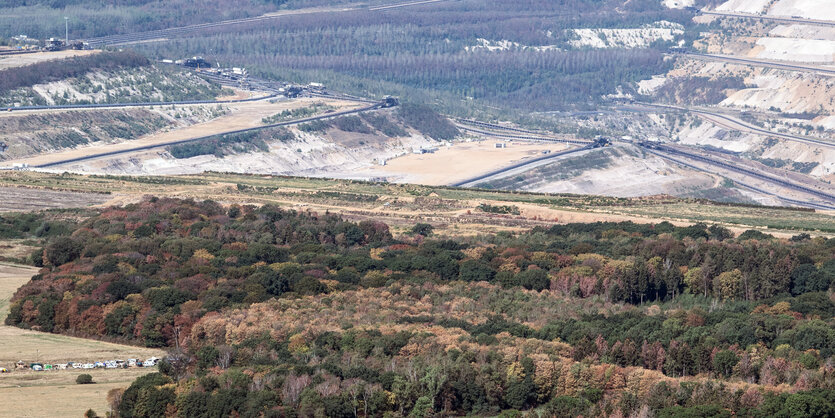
xmin=8 ymin=197 xmax=835 ymax=416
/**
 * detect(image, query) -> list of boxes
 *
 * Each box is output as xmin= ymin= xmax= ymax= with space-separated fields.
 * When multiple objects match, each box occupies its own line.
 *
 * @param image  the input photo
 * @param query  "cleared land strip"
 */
xmin=8 ymin=100 xmax=391 ymax=169
xmin=86 ymin=0 xmax=452 ymax=47
xmin=679 ymin=52 xmax=835 ymax=76
xmin=627 ymin=102 xmax=835 ymax=150
xmin=4 ymin=92 xmax=277 ymax=113
xmin=637 ymin=143 xmax=835 ymax=209
xmin=700 ymin=10 xmax=835 ymax=27
xmin=451 ymin=144 xmax=594 ymax=187
xmin=0 ymin=98 xmax=361 ymax=167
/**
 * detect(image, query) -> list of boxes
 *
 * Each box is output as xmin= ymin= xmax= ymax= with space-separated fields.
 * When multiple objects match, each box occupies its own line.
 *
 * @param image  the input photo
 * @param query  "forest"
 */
xmin=0 ymin=0 xmax=383 ymax=39
xmin=0 ymin=0 xmax=701 ymax=117
xmin=0 ymin=51 xmax=149 ymax=94
xmin=119 ymin=0 xmax=694 ymax=114
xmin=6 ymin=197 xmax=835 ymax=417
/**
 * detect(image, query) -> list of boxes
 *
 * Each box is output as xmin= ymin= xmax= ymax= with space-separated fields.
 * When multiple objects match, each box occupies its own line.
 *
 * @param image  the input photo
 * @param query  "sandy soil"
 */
xmin=769 ymin=0 xmax=835 ymax=22
xmin=770 ymin=24 xmax=835 ymax=41
xmin=0 ymin=186 xmax=111 ymax=212
xmin=716 ymin=0 xmax=771 ymax=14
xmin=361 ymin=140 xmax=568 ymax=185
xmin=568 ymin=22 xmax=683 ymax=49
xmin=3 ymin=97 xmax=360 ymax=167
xmin=215 ymin=87 xmax=262 ymax=101
xmin=663 ymin=0 xmax=694 ymax=8
xmin=0 ymin=50 xmax=99 ymax=71
xmin=510 ymin=147 xmax=716 ymax=197
xmin=754 ymin=37 xmax=835 ymax=63
xmin=0 ymin=262 xmax=164 ymax=417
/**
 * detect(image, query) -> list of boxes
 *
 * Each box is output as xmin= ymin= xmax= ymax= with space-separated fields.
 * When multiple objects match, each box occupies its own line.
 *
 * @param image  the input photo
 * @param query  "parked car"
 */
xmin=83 ymin=363 xmax=95 ymax=369
xmin=72 ymin=363 xmax=84 ymax=369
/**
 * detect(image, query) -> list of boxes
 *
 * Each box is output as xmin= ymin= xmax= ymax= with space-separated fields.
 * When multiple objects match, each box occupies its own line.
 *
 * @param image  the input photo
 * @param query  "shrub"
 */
xmin=77 ymin=374 xmax=94 ymax=384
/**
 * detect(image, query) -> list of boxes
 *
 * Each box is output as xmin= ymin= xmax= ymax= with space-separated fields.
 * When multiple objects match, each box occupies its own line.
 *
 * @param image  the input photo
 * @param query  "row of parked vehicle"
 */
xmin=10 ymin=357 xmax=159 ymax=372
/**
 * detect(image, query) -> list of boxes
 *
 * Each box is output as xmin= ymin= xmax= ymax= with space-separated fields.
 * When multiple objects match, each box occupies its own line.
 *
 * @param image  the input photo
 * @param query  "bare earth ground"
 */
xmin=0 ymin=50 xmax=99 ymax=71
xmin=3 ymin=97 xmax=360 ymax=168
xmin=362 ymin=140 xmax=568 ymax=185
xmin=0 ymin=263 xmax=165 ymax=418
xmin=0 ymin=171 xmax=831 ymax=237
xmin=0 ymin=186 xmax=110 ymax=212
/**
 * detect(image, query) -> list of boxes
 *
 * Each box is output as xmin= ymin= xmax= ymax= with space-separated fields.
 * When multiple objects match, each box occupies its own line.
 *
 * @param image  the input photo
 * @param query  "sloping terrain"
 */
xmin=0 ymin=52 xmax=227 ymax=107
xmin=476 ymin=145 xmax=718 ymax=197
xmin=0 ymin=263 xmax=164 ymax=418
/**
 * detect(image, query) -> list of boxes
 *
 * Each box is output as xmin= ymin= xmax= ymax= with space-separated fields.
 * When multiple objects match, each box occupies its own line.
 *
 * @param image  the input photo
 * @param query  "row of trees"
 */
xmin=8 ymin=198 xmax=835 ymax=351
xmin=110 ymin=280 xmax=835 ymax=417
xmin=8 ymin=197 xmax=835 ymax=416
xmin=129 ymin=0 xmax=690 ymax=111
xmin=0 ymin=51 xmax=148 ymax=94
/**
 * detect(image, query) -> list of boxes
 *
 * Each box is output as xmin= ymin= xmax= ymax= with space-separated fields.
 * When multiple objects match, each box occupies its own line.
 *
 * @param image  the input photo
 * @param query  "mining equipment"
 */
xmin=381 ymin=96 xmax=400 ymax=108
xmin=45 ymin=38 xmax=64 ymax=51
xmin=183 ymin=56 xmax=211 ymax=68
xmin=283 ymin=85 xmax=305 ymax=98
xmin=591 ymin=137 xmax=611 ymax=148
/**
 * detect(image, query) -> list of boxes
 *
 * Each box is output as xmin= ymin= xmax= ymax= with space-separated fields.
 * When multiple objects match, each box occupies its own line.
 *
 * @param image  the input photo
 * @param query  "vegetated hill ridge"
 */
xmin=0 ymin=51 xmax=227 ymax=107
xmin=7 ymin=197 xmax=835 ymax=416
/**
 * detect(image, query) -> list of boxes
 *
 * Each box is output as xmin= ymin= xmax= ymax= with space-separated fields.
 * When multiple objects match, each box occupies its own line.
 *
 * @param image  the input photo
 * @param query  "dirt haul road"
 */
xmin=3 ymin=97 xmax=362 ymax=168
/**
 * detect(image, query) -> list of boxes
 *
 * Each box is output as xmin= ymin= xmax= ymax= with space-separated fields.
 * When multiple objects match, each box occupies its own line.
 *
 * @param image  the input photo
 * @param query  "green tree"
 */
xmin=712 ymin=349 xmax=738 ymax=378
xmin=76 ymin=374 xmax=94 ymax=384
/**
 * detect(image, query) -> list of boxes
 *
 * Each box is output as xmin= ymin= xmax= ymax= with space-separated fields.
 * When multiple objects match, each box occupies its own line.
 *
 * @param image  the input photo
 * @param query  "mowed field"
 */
xmin=0 ymin=50 xmax=99 ymax=70
xmin=0 ymin=263 xmax=165 ymax=418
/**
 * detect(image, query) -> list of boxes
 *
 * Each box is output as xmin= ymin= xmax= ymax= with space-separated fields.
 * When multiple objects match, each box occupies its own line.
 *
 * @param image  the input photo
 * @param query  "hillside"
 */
xmin=0 ymin=1 xmax=834 ymax=417
xmin=3 ymin=196 xmax=834 ymax=416
xmin=0 ymin=51 xmax=227 ymax=107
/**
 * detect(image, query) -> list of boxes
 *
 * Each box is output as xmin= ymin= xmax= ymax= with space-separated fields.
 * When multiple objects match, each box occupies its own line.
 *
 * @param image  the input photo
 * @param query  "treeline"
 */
xmin=0 ymin=0 xmax=289 ymax=39
xmin=112 ymin=281 xmax=835 ymax=417
xmin=0 ymin=50 xmax=148 ymax=94
xmin=130 ymin=0 xmax=686 ymax=111
xmin=167 ymin=127 xmax=293 ymax=159
xmin=0 ymin=211 xmax=75 ymax=239
xmin=8 ymin=197 xmax=835 ymax=416
xmin=8 ymin=198 xmax=835 ymax=348
xmin=652 ymin=75 xmax=748 ymax=105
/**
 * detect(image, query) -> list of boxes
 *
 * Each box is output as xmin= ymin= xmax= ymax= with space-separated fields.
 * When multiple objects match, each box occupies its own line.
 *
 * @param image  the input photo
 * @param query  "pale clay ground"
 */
xmin=0 ymin=50 xmax=99 ymax=71
xmin=3 ymin=97 xmax=361 ymax=167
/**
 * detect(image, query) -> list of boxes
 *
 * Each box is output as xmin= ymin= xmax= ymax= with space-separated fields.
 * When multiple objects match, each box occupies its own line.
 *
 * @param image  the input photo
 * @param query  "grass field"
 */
xmin=0 ymin=171 xmax=832 ymax=237
xmin=0 ymin=262 xmax=165 ymax=418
